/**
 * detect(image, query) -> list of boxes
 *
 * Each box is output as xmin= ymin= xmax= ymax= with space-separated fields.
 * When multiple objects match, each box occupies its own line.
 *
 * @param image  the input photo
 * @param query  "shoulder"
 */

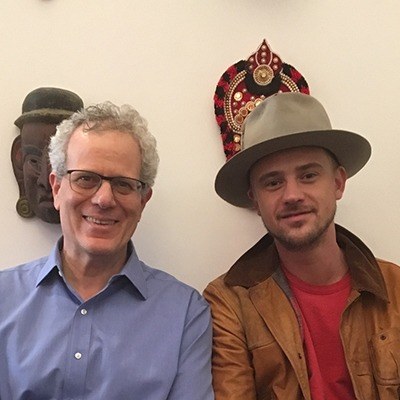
xmin=204 ymin=273 xmax=228 ymax=294
xmin=203 ymin=272 xmax=244 ymax=312
xmin=0 ymin=257 xmax=48 ymax=312
xmin=377 ymin=258 xmax=400 ymax=280
xmin=376 ymin=259 xmax=400 ymax=301
xmin=140 ymin=261 xmax=209 ymax=309
xmin=0 ymin=256 xmax=47 ymax=284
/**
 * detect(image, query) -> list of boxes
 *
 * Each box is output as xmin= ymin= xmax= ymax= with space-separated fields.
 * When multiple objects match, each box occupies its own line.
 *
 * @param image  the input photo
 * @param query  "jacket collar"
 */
xmin=224 ymin=224 xmax=388 ymax=302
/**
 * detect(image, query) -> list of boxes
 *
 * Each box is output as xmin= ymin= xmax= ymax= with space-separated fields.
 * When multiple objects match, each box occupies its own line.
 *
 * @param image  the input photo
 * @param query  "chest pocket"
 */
xmin=370 ymin=327 xmax=400 ymax=385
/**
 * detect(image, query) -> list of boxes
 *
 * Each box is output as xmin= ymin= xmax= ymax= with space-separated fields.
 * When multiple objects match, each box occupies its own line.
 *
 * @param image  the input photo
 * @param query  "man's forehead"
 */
xmin=66 ymin=126 xmax=141 ymax=163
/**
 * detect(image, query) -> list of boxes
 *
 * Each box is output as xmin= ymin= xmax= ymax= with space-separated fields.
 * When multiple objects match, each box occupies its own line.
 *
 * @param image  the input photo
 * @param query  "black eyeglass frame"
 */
xmin=66 ymin=169 xmax=147 ymax=196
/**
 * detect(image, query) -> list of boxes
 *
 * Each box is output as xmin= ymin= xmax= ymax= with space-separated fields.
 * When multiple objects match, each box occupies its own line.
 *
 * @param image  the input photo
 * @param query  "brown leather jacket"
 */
xmin=204 ymin=225 xmax=400 ymax=399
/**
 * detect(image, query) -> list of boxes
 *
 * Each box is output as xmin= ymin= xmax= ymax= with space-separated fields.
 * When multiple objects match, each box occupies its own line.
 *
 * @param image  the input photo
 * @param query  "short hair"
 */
xmin=49 ymin=101 xmax=159 ymax=187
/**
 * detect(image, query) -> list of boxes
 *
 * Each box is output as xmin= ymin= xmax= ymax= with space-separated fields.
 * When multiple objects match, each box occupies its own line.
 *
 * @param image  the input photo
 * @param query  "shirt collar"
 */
xmin=36 ymin=240 xmax=63 ymax=287
xmin=118 ymin=241 xmax=148 ymax=299
xmin=224 ymin=224 xmax=388 ymax=302
xmin=36 ymin=239 xmax=149 ymax=300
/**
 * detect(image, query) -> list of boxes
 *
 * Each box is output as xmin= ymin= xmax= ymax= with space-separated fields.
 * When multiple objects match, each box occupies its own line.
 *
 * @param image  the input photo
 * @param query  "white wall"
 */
xmin=1 ymin=0 xmax=399 ymax=291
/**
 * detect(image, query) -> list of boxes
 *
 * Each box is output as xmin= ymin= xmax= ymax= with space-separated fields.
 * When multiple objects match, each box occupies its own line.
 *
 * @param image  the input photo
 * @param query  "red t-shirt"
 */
xmin=284 ymin=269 xmax=356 ymax=400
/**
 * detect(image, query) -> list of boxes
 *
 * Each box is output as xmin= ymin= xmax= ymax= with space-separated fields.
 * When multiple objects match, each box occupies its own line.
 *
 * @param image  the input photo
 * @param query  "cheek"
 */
xmin=22 ymin=165 xmax=37 ymax=182
xmin=23 ymin=175 xmax=37 ymax=192
xmin=253 ymin=190 xmax=276 ymax=209
xmin=259 ymin=206 xmax=274 ymax=222
xmin=324 ymin=184 xmax=342 ymax=202
xmin=255 ymin=197 xmax=277 ymax=222
xmin=130 ymin=201 xmax=145 ymax=218
xmin=123 ymin=200 xmax=147 ymax=225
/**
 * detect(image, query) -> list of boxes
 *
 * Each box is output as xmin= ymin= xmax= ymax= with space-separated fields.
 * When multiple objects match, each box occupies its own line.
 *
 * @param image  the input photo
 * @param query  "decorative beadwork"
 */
xmin=214 ymin=39 xmax=310 ymax=160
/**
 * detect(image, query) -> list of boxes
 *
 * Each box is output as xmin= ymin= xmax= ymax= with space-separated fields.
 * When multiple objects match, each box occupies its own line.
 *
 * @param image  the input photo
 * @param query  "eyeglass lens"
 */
xmin=68 ymin=170 xmax=144 ymax=195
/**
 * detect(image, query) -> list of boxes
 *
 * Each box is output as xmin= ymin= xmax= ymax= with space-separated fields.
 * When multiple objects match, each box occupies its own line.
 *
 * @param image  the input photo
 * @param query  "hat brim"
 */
xmin=14 ymin=109 xmax=74 ymax=129
xmin=215 ymin=129 xmax=371 ymax=208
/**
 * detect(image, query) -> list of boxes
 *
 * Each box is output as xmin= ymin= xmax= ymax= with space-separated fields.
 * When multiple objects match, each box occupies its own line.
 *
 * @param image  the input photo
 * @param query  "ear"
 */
xmin=11 ymin=135 xmax=25 ymax=197
xmin=49 ymin=172 xmax=61 ymax=210
xmin=135 ymin=188 xmax=153 ymax=223
xmin=334 ymin=166 xmax=347 ymax=200
xmin=247 ymin=188 xmax=261 ymax=215
xmin=141 ymin=187 xmax=153 ymax=208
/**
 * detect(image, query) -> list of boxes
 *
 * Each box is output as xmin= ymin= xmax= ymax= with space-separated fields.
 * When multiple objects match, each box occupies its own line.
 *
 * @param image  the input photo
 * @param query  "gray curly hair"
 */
xmin=48 ymin=101 xmax=159 ymax=187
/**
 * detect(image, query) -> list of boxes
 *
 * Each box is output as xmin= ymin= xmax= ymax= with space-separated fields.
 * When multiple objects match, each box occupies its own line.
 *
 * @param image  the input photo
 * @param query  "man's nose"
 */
xmin=91 ymin=180 xmax=117 ymax=209
xmin=282 ymin=179 xmax=305 ymax=203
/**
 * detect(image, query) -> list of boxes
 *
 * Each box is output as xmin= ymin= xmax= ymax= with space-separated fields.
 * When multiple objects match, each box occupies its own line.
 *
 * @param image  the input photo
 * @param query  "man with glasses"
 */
xmin=0 ymin=102 xmax=214 ymax=400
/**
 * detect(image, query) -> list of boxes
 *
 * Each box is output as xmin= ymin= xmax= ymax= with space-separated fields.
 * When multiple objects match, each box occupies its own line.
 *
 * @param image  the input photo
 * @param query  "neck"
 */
xmin=61 ymin=250 xmax=128 ymax=301
xmin=275 ymin=225 xmax=348 ymax=285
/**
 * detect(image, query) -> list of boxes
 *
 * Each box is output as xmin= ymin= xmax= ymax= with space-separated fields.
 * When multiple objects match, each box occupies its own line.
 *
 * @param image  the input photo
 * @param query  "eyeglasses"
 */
xmin=66 ymin=170 xmax=147 ymax=196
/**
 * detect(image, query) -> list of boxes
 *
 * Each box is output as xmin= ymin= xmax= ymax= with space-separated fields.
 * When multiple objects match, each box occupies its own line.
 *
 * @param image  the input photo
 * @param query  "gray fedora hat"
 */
xmin=215 ymin=92 xmax=371 ymax=208
xmin=14 ymin=87 xmax=83 ymax=129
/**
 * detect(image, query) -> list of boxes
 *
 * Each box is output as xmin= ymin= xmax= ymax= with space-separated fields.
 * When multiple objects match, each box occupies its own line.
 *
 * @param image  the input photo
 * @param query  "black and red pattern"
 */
xmin=214 ymin=40 xmax=310 ymax=160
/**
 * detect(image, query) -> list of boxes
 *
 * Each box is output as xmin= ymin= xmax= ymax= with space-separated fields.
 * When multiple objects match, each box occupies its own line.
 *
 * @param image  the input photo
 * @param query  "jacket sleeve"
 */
xmin=203 ymin=281 xmax=257 ymax=400
xmin=167 ymin=290 xmax=215 ymax=400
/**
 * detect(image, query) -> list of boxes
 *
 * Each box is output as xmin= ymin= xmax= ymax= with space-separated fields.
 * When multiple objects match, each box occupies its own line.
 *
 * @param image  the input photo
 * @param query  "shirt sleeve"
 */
xmin=167 ymin=290 xmax=214 ymax=400
xmin=203 ymin=282 xmax=257 ymax=400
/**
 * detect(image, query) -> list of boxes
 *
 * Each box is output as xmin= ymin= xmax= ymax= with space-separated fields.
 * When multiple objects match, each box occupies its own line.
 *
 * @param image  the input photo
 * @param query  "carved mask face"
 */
xmin=14 ymin=121 xmax=60 ymax=223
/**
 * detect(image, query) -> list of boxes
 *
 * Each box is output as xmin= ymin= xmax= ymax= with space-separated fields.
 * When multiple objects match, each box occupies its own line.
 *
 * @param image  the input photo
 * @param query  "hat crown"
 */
xmin=21 ymin=87 xmax=83 ymax=113
xmin=15 ymin=87 xmax=83 ymax=128
xmin=242 ymin=93 xmax=332 ymax=150
xmin=215 ymin=92 xmax=371 ymax=208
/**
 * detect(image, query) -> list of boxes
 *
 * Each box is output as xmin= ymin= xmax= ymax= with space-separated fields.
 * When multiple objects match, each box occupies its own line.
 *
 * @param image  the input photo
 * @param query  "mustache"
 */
xmin=277 ymin=205 xmax=315 ymax=219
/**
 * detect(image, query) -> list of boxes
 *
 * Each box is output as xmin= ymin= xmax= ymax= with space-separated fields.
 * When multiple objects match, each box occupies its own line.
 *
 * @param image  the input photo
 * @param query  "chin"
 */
xmin=81 ymin=238 xmax=124 ymax=257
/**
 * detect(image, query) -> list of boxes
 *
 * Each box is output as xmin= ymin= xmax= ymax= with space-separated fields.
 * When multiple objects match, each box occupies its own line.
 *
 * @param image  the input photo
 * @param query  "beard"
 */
xmin=263 ymin=204 xmax=336 ymax=252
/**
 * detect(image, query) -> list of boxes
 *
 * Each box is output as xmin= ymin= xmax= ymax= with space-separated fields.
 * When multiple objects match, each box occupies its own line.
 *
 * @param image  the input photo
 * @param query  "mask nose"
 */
xmin=37 ymin=152 xmax=51 ymax=191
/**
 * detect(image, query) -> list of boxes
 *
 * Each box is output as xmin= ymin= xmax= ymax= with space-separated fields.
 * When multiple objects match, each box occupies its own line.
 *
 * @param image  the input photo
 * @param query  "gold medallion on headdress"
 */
xmin=214 ymin=39 xmax=310 ymax=159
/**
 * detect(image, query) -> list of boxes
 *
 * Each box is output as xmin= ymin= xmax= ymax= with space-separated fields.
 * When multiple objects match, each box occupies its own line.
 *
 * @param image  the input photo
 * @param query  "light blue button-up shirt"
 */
xmin=0 ymin=239 xmax=214 ymax=400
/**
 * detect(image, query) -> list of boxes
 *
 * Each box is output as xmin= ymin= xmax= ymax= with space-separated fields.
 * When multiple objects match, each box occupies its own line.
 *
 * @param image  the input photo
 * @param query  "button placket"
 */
xmin=63 ymin=304 xmax=93 ymax=398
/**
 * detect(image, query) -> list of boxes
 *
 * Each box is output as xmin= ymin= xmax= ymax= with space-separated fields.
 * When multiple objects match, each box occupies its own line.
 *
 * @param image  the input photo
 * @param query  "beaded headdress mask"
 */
xmin=214 ymin=39 xmax=310 ymax=160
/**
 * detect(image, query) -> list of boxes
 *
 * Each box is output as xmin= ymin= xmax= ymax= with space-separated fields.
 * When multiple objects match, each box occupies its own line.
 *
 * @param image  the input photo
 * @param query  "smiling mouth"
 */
xmin=278 ymin=209 xmax=314 ymax=220
xmin=85 ymin=216 xmax=118 ymax=226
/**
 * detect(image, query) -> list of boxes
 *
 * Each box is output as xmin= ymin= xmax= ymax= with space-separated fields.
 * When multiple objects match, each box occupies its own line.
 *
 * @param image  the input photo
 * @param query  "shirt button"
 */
xmin=81 ymin=308 xmax=88 ymax=315
xmin=74 ymin=352 xmax=82 ymax=360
